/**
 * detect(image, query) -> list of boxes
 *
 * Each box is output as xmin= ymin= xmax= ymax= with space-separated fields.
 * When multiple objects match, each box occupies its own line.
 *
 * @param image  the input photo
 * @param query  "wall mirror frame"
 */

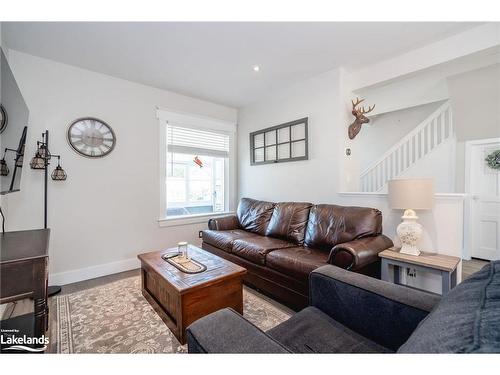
xmin=250 ymin=117 xmax=308 ymax=166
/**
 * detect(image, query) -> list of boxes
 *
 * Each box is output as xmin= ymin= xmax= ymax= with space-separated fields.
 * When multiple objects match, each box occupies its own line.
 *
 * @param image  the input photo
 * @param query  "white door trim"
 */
xmin=157 ymin=111 xmax=237 ymax=223
xmin=464 ymin=137 xmax=500 ymax=260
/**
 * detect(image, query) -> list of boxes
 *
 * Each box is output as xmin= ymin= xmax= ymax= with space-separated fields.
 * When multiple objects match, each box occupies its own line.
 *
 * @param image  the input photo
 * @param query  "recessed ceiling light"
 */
xmin=253 ymin=65 xmax=260 ymax=72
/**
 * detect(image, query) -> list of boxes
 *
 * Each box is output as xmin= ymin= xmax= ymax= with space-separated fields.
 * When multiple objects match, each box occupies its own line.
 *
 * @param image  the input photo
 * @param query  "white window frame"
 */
xmin=157 ymin=108 xmax=237 ymax=227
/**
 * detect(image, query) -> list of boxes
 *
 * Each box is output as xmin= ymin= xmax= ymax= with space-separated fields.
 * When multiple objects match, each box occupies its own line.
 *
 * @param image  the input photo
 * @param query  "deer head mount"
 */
xmin=348 ymin=97 xmax=375 ymax=140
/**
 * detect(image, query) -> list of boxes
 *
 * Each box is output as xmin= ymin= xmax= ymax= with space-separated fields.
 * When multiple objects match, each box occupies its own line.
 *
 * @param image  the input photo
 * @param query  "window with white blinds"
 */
xmin=163 ymin=123 xmax=231 ymax=219
xmin=158 ymin=110 xmax=235 ymax=222
xmin=166 ymin=124 xmax=229 ymax=158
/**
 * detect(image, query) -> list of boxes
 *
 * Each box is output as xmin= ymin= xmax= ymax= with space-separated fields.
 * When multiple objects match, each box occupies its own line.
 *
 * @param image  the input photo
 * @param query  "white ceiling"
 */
xmin=2 ymin=22 xmax=482 ymax=108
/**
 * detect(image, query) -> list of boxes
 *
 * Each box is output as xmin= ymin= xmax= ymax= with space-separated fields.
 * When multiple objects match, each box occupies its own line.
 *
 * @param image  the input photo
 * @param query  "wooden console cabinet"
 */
xmin=0 ymin=229 xmax=50 ymax=352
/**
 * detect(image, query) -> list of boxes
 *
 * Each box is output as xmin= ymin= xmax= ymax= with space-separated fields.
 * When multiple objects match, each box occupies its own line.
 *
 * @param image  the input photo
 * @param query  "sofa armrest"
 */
xmin=207 ymin=215 xmax=240 ymax=230
xmin=186 ymin=308 xmax=290 ymax=353
xmin=328 ymin=235 xmax=393 ymax=270
xmin=310 ymin=265 xmax=441 ymax=351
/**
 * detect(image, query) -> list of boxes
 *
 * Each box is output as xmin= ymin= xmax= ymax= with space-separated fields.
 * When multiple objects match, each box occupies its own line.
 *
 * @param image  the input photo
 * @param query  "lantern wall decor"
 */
xmin=0 ymin=146 xmax=22 ymax=176
xmin=0 ymin=157 xmax=9 ymax=176
xmin=30 ymin=131 xmax=67 ymax=181
xmin=51 ymin=162 xmax=67 ymax=181
xmin=1 ymin=126 xmax=27 ymax=188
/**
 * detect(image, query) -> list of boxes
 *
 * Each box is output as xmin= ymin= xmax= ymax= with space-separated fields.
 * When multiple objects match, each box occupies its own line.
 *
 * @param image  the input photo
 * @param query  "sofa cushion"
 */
xmin=237 ymin=198 xmax=275 ymax=235
xmin=265 ymin=202 xmax=312 ymax=245
xmin=267 ymin=306 xmax=392 ymax=353
xmin=304 ymin=204 xmax=382 ymax=250
xmin=202 ymin=229 xmax=260 ymax=253
xmin=398 ymin=261 xmax=500 ymax=353
xmin=232 ymin=236 xmax=295 ymax=265
xmin=266 ymin=247 xmax=329 ymax=281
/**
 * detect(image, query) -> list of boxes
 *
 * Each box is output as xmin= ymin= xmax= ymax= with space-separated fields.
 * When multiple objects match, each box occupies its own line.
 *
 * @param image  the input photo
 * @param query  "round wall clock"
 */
xmin=67 ymin=117 xmax=116 ymax=158
xmin=0 ymin=104 xmax=7 ymax=134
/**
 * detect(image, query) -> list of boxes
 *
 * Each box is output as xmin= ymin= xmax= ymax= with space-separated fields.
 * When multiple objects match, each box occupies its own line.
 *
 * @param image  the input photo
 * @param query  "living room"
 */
xmin=1 ymin=0 xmax=499 ymax=372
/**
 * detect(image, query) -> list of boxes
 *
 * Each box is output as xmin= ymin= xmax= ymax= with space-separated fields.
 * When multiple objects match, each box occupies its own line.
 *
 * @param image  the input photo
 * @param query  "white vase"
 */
xmin=397 ymin=209 xmax=423 ymax=256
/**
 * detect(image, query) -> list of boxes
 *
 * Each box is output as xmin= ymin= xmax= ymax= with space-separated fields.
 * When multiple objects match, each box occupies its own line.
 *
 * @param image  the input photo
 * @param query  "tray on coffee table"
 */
xmin=161 ymin=252 xmax=207 ymax=274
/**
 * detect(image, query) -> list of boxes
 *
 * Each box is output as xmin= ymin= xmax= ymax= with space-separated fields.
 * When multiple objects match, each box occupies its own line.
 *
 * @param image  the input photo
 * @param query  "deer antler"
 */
xmin=348 ymin=97 xmax=375 ymax=139
xmin=351 ymin=97 xmax=365 ymax=110
xmin=358 ymin=104 xmax=376 ymax=114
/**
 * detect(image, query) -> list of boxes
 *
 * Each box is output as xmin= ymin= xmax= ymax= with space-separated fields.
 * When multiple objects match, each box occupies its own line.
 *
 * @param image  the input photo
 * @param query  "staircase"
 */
xmin=360 ymin=101 xmax=454 ymax=192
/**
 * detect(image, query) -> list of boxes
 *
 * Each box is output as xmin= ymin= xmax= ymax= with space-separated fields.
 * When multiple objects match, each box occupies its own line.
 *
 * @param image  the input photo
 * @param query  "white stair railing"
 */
xmin=360 ymin=101 xmax=453 ymax=192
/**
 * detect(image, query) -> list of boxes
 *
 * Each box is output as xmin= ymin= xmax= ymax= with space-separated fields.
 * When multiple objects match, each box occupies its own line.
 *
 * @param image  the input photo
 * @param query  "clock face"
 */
xmin=67 ymin=118 xmax=116 ymax=158
xmin=0 ymin=104 xmax=7 ymax=134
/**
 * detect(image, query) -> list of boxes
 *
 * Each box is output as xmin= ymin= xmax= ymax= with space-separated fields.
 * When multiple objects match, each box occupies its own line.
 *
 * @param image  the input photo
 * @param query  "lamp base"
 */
xmin=397 ymin=209 xmax=423 ymax=257
xmin=399 ymin=243 xmax=421 ymax=256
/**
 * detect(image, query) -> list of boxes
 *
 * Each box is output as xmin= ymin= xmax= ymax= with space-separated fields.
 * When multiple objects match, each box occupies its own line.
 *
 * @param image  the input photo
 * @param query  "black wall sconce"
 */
xmin=0 ymin=147 xmax=24 ymax=176
xmin=0 ymin=126 xmax=27 ymax=191
xmin=0 ymin=157 xmax=8 ymax=176
xmin=1 ymin=146 xmax=24 ymax=175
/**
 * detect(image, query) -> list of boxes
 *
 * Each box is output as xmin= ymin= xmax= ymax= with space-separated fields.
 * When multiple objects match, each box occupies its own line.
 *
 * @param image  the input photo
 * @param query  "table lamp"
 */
xmin=388 ymin=178 xmax=434 ymax=256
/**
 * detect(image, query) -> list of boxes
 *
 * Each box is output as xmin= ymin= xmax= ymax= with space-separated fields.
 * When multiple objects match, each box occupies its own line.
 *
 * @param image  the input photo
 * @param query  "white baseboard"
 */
xmin=49 ymin=257 xmax=140 ymax=286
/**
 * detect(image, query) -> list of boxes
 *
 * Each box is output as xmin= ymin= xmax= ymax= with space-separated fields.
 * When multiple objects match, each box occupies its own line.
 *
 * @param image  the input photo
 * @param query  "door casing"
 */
xmin=464 ymin=137 xmax=500 ymax=260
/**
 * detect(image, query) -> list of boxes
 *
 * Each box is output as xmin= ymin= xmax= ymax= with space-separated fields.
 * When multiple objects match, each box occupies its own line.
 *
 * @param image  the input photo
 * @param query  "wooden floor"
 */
xmin=462 ymin=258 xmax=489 ymax=280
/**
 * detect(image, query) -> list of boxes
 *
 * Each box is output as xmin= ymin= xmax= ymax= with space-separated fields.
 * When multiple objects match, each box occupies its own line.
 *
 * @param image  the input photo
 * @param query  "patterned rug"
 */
xmin=54 ymin=276 xmax=292 ymax=353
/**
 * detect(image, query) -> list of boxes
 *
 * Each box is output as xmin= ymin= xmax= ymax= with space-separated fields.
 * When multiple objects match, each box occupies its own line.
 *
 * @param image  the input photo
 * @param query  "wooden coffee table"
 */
xmin=137 ymin=244 xmax=246 ymax=344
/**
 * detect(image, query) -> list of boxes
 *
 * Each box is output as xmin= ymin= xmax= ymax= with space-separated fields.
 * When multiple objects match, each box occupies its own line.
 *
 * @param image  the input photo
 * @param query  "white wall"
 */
xmin=342 ymin=25 xmax=500 ymax=195
xmin=449 ymin=64 xmax=500 ymax=142
xmin=237 ymin=64 xmax=465 ymax=294
xmin=0 ymin=47 xmax=29 ymax=193
xmin=349 ymin=23 xmax=500 ymax=91
xmin=448 ymin=64 xmax=500 ymax=192
xmin=358 ymin=101 xmax=443 ymax=170
xmin=5 ymin=24 xmax=493 ymax=292
xmin=352 ymin=70 xmax=450 ymax=116
xmin=396 ymin=139 xmax=456 ymax=193
xmin=238 ymin=68 xmax=344 ymax=203
xmin=3 ymin=50 xmax=237 ymax=285
xmin=348 ymin=62 xmax=500 ymax=193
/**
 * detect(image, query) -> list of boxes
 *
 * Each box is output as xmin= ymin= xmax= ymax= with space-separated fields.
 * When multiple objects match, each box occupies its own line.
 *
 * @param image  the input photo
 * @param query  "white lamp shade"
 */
xmin=388 ymin=178 xmax=434 ymax=210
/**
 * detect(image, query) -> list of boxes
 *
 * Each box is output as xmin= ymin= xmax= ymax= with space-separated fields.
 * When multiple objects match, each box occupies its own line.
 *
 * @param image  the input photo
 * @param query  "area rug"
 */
xmin=54 ymin=276 xmax=292 ymax=353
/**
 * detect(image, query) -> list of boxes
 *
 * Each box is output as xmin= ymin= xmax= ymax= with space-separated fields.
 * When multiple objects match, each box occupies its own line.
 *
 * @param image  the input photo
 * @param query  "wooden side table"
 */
xmin=378 ymin=247 xmax=460 ymax=295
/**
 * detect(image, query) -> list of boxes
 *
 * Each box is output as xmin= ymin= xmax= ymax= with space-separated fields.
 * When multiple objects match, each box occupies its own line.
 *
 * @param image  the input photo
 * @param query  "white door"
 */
xmin=467 ymin=138 xmax=500 ymax=260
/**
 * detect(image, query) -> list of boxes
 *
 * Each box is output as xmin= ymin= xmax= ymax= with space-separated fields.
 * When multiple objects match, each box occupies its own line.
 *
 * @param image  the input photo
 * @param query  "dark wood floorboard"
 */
xmin=462 ymin=258 xmax=489 ymax=280
xmin=59 ymin=269 xmax=140 ymax=295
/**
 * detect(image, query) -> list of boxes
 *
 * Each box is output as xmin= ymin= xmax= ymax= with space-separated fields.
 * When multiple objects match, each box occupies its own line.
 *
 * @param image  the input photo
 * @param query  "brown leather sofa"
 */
xmin=202 ymin=198 xmax=393 ymax=310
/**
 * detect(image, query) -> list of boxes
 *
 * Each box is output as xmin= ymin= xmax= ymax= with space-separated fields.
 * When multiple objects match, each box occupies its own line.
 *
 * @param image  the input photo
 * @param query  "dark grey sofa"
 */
xmin=186 ymin=261 xmax=500 ymax=353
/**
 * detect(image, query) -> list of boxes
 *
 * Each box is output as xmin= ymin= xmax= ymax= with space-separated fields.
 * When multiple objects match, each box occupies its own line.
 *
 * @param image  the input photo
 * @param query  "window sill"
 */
xmin=158 ymin=211 xmax=235 ymax=228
